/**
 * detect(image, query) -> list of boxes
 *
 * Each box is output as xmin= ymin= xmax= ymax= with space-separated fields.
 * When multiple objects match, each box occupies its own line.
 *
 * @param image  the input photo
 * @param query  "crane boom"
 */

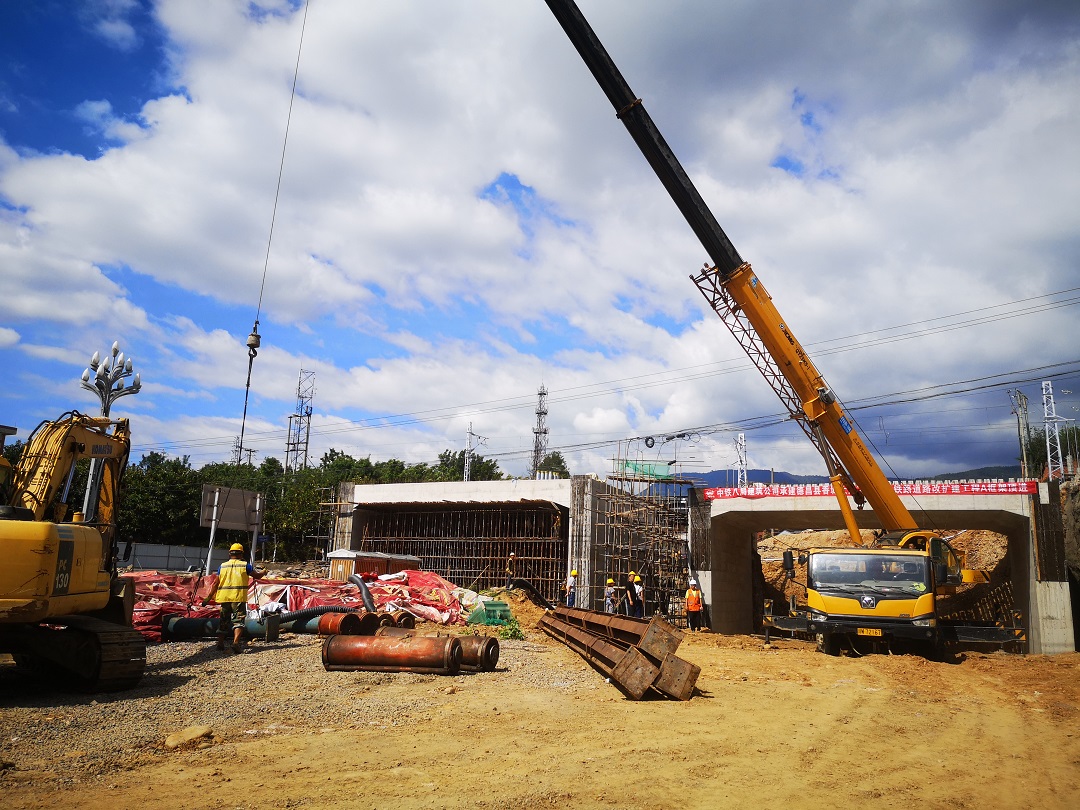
xmin=544 ymin=0 xmax=919 ymax=535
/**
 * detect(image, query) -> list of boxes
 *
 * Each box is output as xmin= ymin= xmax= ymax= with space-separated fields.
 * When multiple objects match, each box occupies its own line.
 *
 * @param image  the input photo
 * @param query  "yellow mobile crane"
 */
xmin=0 ymin=412 xmax=145 ymax=690
xmin=544 ymin=0 xmax=1020 ymax=656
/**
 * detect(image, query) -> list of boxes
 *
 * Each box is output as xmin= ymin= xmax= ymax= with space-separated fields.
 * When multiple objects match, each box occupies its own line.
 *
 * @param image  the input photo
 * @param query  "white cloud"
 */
xmin=1 ymin=0 xmax=1077 ymax=479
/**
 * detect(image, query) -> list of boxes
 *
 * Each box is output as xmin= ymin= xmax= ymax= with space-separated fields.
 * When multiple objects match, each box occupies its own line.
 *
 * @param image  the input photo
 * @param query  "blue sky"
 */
xmin=1 ymin=0 xmax=1078 ymax=480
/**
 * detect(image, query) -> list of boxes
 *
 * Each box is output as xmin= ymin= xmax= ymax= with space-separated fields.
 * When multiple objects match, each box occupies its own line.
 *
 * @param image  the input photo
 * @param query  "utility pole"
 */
xmin=1009 ymin=389 xmax=1031 ymax=479
xmin=464 ymin=422 xmax=474 ymax=482
xmin=464 ymin=422 xmax=487 ymax=482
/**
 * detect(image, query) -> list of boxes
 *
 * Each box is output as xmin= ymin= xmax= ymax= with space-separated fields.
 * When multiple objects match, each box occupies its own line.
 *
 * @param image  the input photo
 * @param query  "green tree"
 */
xmin=433 ymin=449 xmax=503 ymax=481
xmin=1025 ymin=426 xmax=1080 ymax=478
xmin=117 ymin=452 xmax=202 ymax=546
xmin=538 ymin=450 xmax=570 ymax=478
xmin=2 ymin=438 xmax=23 ymax=466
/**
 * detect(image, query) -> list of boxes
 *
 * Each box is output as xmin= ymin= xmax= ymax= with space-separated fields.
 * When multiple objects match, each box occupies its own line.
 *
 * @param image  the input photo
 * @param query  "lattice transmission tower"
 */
xmin=284 ymin=369 xmax=315 ymax=473
xmin=530 ymin=384 xmax=549 ymax=479
xmin=1043 ymin=381 xmax=1067 ymax=480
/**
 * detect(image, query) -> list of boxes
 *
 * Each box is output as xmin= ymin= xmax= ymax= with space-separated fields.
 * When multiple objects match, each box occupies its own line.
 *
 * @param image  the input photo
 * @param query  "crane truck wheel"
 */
xmin=816 ymin=632 xmax=842 ymax=656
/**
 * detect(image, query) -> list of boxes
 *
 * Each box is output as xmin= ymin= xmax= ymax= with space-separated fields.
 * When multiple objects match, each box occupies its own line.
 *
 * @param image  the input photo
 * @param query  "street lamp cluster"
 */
xmin=81 ymin=341 xmax=141 ymax=418
xmin=79 ymin=341 xmax=141 ymax=520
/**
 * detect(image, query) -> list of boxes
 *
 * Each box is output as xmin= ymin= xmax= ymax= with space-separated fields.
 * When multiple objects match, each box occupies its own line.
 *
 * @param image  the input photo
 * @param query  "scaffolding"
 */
xmin=354 ymin=502 xmax=567 ymax=603
xmin=593 ymin=442 xmax=693 ymax=624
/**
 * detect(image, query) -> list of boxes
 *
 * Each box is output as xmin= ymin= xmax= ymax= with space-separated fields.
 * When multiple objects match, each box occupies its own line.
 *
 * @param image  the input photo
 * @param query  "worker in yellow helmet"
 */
xmin=633 ymin=575 xmax=644 ymax=618
xmin=208 ymin=542 xmax=264 ymax=653
xmin=604 ymin=577 xmax=617 ymax=613
xmin=565 ymin=568 xmax=578 ymax=607
xmin=624 ymin=570 xmax=641 ymax=617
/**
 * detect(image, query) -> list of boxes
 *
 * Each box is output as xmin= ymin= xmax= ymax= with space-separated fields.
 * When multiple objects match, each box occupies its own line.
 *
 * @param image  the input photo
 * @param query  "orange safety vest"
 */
xmin=215 ymin=558 xmax=251 ymax=603
xmin=685 ymin=588 xmax=702 ymax=612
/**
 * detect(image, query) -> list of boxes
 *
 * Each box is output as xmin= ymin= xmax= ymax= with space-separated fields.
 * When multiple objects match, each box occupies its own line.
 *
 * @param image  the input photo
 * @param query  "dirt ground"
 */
xmin=3 ymin=533 xmax=1079 ymax=810
xmin=4 ymin=609 xmax=1079 ymax=807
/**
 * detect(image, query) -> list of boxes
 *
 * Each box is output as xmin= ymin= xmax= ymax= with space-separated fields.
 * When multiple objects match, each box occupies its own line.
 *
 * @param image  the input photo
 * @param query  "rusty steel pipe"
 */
xmin=375 ymin=626 xmax=414 ymax=639
xmin=317 ymin=611 xmax=363 ymax=636
xmin=392 ymin=612 xmax=416 ymax=629
xmin=457 ymin=635 xmax=499 ymax=672
xmin=322 ymin=634 xmax=462 ymax=675
xmin=372 ymin=628 xmax=499 ymax=672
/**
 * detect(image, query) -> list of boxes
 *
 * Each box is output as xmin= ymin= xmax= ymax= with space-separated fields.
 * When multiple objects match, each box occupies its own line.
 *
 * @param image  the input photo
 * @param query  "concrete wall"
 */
xmin=339 ymin=478 xmax=578 ymax=514
xmin=703 ymin=490 xmax=1074 ymax=654
xmin=334 ymin=476 xmax=614 ymax=608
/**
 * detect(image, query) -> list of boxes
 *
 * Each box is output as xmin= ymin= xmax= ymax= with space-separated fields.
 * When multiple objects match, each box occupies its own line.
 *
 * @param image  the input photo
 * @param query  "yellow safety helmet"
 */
xmin=628 ymin=570 xmax=636 ymax=577
xmin=606 ymin=578 xmax=615 ymax=585
xmin=229 ymin=543 xmax=244 ymax=552
xmin=634 ymin=575 xmax=642 ymax=583
xmin=571 ymin=569 xmax=578 ymax=576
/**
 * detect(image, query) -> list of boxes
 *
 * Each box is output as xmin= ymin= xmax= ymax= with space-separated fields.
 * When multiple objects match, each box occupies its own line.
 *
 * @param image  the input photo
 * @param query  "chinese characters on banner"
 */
xmin=701 ymin=480 xmax=1039 ymax=501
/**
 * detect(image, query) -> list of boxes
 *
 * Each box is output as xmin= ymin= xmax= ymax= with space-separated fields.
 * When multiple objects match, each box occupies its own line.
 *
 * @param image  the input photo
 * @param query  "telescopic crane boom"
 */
xmin=544 ymin=0 xmax=919 ymax=543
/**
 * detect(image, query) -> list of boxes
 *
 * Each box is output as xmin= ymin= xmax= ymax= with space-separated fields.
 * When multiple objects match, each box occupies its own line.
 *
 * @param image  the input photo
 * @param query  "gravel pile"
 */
xmin=0 ymin=625 xmax=591 ymax=781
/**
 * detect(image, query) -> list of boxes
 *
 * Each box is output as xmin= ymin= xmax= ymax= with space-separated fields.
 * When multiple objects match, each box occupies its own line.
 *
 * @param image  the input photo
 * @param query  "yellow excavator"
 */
xmin=0 ymin=412 xmax=145 ymax=690
xmin=545 ymin=0 xmax=1022 ymax=656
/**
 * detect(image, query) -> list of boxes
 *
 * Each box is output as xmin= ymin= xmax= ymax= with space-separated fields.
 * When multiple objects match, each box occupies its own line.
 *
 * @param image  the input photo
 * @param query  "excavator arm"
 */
xmin=9 ymin=412 xmax=129 ymax=513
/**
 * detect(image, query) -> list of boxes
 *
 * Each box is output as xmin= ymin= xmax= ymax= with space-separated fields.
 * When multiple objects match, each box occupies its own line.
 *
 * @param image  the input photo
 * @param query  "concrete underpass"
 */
xmin=701 ymin=484 xmax=1074 ymax=654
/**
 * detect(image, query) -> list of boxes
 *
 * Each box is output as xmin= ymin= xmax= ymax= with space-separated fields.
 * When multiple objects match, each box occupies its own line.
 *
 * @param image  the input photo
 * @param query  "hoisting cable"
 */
xmin=237 ymin=0 xmax=311 ymax=465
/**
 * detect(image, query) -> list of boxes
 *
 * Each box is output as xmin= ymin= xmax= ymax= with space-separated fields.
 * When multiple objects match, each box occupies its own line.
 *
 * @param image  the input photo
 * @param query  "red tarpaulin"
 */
xmin=124 ymin=569 xmax=465 ymax=642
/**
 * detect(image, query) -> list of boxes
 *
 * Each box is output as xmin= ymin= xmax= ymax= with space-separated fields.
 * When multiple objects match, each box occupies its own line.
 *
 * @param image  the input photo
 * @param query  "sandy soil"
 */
xmin=3 ymin=538 xmax=1078 ymax=810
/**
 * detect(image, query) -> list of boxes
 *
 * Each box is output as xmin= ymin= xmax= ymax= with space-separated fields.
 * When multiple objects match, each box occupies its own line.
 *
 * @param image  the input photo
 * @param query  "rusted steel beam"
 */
xmin=545 ymin=610 xmax=700 ymax=700
xmin=322 ymin=634 xmax=462 ymax=675
xmin=538 ymin=614 xmax=658 ymax=699
xmin=552 ymin=605 xmax=683 ymax=663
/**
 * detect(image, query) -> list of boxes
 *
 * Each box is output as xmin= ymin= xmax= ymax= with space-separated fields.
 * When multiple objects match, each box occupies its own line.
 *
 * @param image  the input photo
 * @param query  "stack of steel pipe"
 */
xmin=322 ymin=633 xmax=462 ymax=675
xmin=540 ymin=607 xmax=700 ymax=700
xmin=374 ymin=626 xmax=500 ymax=672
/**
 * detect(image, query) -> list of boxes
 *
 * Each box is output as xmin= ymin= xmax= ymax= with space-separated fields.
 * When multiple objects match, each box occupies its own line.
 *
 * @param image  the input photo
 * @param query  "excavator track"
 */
xmin=20 ymin=615 xmax=146 ymax=692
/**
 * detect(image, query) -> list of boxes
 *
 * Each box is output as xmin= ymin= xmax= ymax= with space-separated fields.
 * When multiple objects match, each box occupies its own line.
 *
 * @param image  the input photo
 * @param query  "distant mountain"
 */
xmin=930 ymin=465 xmax=1023 ymax=481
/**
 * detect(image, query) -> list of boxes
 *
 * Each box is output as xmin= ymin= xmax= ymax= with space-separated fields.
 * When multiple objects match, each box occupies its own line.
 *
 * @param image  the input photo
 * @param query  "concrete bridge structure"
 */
xmin=699 ymin=481 xmax=1074 ymax=654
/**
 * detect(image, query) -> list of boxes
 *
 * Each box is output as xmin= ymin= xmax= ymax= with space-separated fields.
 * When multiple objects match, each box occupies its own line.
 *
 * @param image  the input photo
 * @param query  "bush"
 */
xmin=497 ymin=618 xmax=525 ymax=640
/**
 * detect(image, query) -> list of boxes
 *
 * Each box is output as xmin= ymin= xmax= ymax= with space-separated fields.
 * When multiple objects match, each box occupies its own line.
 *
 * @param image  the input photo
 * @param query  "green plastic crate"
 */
xmin=467 ymin=599 xmax=512 ymax=625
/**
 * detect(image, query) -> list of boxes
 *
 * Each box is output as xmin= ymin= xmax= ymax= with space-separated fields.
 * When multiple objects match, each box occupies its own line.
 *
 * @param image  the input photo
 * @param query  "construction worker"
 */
xmin=505 ymin=552 xmax=516 ymax=589
xmin=209 ymin=542 xmax=263 ymax=653
xmin=624 ymin=570 xmax=640 ymax=617
xmin=685 ymin=578 xmax=703 ymax=632
xmin=604 ymin=578 xmax=617 ymax=613
xmin=565 ymin=569 xmax=577 ymax=607
xmin=633 ymin=575 xmax=644 ymax=618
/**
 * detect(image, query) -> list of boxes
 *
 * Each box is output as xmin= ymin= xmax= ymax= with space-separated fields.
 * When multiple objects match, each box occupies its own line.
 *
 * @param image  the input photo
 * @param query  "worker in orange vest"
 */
xmin=685 ymin=578 xmax=703 ymax=632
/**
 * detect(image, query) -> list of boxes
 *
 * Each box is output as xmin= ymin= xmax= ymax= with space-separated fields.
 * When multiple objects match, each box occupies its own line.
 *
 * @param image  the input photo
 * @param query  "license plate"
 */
xmin=857 ymin=627 xmax=883 ymax=637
